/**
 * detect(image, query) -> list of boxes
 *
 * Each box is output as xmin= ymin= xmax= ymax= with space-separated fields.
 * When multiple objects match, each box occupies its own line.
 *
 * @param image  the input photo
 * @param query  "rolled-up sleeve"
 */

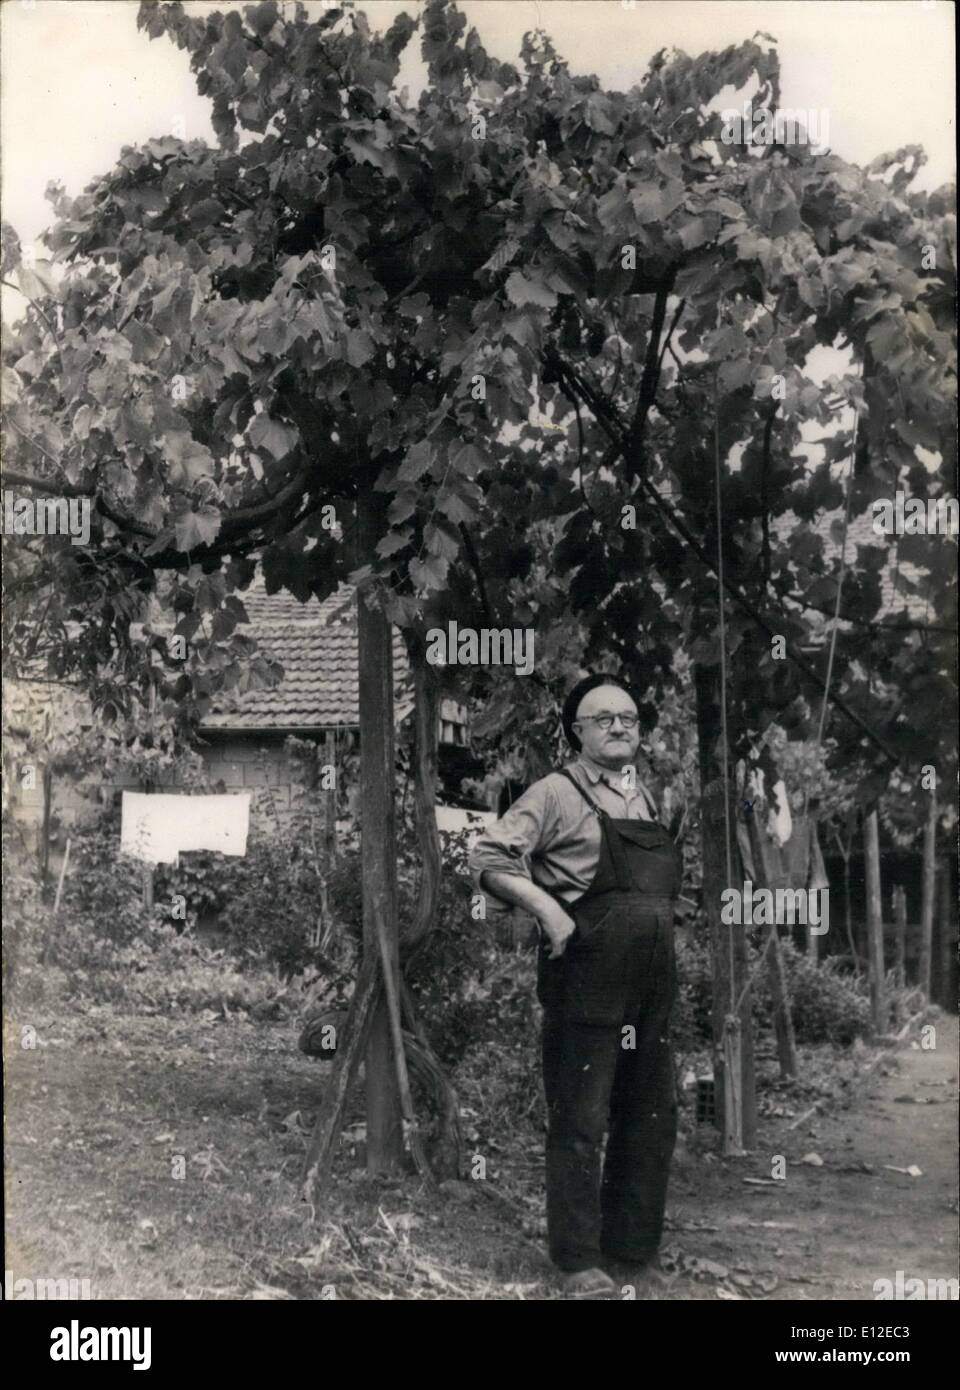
xmin=468 ymin=779 xmax=559 ymax=911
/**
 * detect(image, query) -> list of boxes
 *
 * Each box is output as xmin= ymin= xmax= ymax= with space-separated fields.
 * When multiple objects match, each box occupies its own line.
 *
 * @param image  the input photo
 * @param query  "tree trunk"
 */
xmin=400 ymin=630 xmax=463 ymax=1178
xmin=405 ymin=636 xmax=442 ymax=955
xmin=694 ymin=663 xmax=755 ymax=1151
xmin=357 ymin=492 xmax=403 ymax=1174
xmin=918 ymin=791 xmax=937 ymax=999
xmin=863 ymin=809 xmax=886 ymax=1034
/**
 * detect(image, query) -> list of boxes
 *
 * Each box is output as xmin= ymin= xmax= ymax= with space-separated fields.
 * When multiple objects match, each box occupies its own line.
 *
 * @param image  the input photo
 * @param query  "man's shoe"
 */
xmin=603 ymin=1256 xmax=651 ymax=1288
xmin=559 ymin=1267 xmax=620 ymax=1300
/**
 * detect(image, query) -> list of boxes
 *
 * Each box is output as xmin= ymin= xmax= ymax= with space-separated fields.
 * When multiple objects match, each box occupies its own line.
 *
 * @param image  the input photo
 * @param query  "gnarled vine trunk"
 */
xmin=399 ymin=627 xmax=463 ymax=1178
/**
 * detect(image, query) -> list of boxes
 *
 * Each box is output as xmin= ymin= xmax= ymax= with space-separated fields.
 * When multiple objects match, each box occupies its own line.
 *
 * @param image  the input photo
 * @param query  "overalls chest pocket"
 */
xmin=614 ymin=822 xmax=670 ymax=849
xmin=612 ymin=821 xmax=681 ymax=898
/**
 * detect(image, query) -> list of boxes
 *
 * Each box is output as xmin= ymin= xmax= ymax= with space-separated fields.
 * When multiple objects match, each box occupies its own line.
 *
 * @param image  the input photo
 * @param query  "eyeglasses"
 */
xmin=575 ymin=713 xmax=639 ymax=730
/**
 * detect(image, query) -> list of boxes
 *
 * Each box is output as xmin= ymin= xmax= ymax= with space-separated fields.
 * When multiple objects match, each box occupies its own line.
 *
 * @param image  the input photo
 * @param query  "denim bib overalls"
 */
xmin=537 ymin=770 xmax=681 ymax=1272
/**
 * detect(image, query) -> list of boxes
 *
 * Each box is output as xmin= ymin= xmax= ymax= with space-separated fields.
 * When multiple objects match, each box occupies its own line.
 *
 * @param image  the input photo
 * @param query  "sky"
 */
xmin=2 ymin=0 xmax=953 ymax=478
xmin=1 ymin=0 xmax=955 ymax=262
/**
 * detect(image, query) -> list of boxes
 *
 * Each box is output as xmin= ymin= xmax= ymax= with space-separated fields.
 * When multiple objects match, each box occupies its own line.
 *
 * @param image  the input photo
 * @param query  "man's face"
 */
xmin=573 ymin=684 xmax=640 ymax=769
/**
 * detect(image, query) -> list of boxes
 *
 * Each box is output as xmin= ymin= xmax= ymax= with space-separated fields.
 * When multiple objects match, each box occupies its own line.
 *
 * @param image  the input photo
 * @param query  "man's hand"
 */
xmin=537 ymin=899 xmax=577 ymax=959
xmin=478 ymin=871 xmax=578 ymax=958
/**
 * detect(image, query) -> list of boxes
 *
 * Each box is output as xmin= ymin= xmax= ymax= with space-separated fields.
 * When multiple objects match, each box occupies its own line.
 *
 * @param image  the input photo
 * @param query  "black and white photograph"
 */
xmin=2 ymin=0 xmax=957 ymax=1342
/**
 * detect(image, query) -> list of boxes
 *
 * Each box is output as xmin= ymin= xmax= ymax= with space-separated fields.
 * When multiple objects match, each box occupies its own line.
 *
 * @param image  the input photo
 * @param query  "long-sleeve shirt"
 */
xmin=468 ymin=754 xmax=659 ymax=911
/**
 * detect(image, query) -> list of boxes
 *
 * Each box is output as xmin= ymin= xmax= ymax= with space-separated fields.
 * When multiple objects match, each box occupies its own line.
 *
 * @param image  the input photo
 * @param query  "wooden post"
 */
xmin=918 ymin=790 xmax=937 ymax=999
xmin=893 ymin=885 xmax=907 ymax=1025
xmin=936 ymin=859 xmax=952 ymax=1007
xmin=53 ymin=835 xmax=71 ymax=915
xmin=863 ymin=809 xmax=886 ymax=1034
xmin=356 ymin=494 xmax=403 ymax=1174
xmin=322 ymin=730 xmax=337 ymax=865
xmin=836 ymin=824 xmax=860 ymax=975
xmin=41 ymin=834 xmax=72 ymax=965
xmin=141 ymin=681 xmax=157 ymax=912
xmin=746 ymin=809 xmax=798 ymax=1080
xmin=317 ymin=730 xmax=336 ymax=949
xmin=142 ymin=864 xmax=155 ymax=911
xmin=695 ymin=663 xmax=755 ymax=1151
xmin=893 ymin=886 xmax=906 ymax=986
xmin=40 ymin=764 xmax=54 ymax=888
xmin=801 ymin=820 xmax=819 ymax=963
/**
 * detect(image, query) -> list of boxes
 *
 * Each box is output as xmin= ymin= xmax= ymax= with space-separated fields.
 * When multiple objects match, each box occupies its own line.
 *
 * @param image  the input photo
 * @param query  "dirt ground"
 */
xmin=4 ymin=1004 xmax=957 ymax=1301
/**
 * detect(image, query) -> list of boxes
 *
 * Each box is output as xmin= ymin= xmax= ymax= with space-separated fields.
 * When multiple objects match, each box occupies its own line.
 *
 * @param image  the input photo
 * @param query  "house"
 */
xmin=196 ymin=580 xmax=475 ymax=822
xmin=3 ymin=578 xmax=477 ymax=862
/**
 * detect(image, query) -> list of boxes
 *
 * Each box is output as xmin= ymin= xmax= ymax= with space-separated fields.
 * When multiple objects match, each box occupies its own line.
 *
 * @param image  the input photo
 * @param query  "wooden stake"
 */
xmin=893 ymin=886 xmax=907 ymax=1026
xmin=53 ymin=835 xmax=71 ymax=915
xmin=41 ymin=835 xmax=72 ymax=965
xmin=863 ymin=809 xmax=886 ymax=1034
xmin=835 ymin=824 xmax=861 ymax=975
xmin=322 ymin=729 xmax=337 ymax=864
xmin=919 ymin=790 xmax=937 ymax=999
xmin=372 ymin=893 xmax=435 ymax=1186
xmin=722 ymin=1015 xmax=744 ymax=1156
xmin=141 ymin=683 xmax=158 ymax=913
xmin=696 ymin=660 xmax=754 ymax=1150
xmin=893 ymin=886 xmax=907 ymax=984
xmin=936 ymin=859 xmax=953 ymax=1007
xmin=40 ymin=765 xmax=54 ymax=887
xmin=302 ymin=952 xmax=381 ymax=1204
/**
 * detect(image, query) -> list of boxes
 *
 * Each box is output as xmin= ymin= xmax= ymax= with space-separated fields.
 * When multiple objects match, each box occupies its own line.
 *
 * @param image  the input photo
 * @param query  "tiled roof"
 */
xmin=201 ymin=581 xmax=414 ymax=732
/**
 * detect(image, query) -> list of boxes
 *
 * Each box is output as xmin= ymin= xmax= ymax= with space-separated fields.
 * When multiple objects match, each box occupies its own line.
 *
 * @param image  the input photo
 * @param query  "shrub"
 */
xmin=53 ymin=918 xmax=292 ymax=1013
xmin=60 ymin=827 xmax=146 ymax=948
xmin=2 ymin=827 xmax=51 ymax=1001
xmin=219 ymin=833 xmax=327 ymax=977
xmin=154 ymin=849 xmax=232 ymax=921
xmin=762 ymin=940 xmax=872 ymax=1045
xmin=674 ymin=932 xmax=715 ymax=1053
xmin=674 ymin=931 xmax=874 ymax=1050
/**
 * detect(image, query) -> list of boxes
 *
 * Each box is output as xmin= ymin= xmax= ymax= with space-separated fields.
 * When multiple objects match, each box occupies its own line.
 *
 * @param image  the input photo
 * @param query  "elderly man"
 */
xmin=469 ymin=674 xmax=681 ymax=1298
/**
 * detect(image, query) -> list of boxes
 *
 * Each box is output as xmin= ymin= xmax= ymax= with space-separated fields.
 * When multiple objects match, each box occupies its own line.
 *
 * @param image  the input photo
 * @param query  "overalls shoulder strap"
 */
xmin=557 ymin=768 xmax=605 ymax=816
xmin=557 ymin=768 xmax=633 ymax=891
xmin=637 ymin=782 xmax=659 ymax=820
